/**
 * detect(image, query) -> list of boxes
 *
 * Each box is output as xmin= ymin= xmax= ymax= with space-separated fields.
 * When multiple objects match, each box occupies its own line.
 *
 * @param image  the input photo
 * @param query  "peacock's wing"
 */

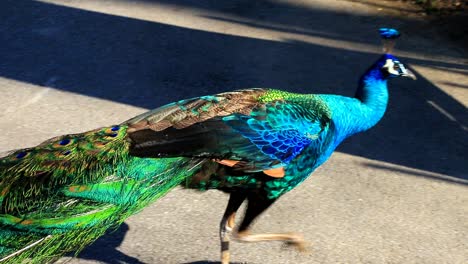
xmin=126 ymin=88 xmax=332 ymax=172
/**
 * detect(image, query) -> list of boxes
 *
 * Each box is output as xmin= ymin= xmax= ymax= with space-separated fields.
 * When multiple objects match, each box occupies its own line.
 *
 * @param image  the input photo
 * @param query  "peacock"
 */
xmin=0 ymin=28 xmax=415 ymax=264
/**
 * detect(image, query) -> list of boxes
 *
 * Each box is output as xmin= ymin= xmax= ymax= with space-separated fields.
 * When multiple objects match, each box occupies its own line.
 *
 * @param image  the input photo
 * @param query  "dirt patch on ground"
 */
xmin=383 ymin=0 xmax=468 ymax=50
xmin=356 ymin=0 xmax=467 ymax=51
xmin=409 ymin=0 xmax=467 ymax=46
xmin=409 ymin=0 xmax=466 ymax=15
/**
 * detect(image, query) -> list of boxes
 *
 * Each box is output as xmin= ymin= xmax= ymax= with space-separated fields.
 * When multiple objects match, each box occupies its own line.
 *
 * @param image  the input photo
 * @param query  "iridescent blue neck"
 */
xmin=318 ymin=55 xmax=391 ymax=144
xmin=353 ymin=56 xmax=389 ymax=132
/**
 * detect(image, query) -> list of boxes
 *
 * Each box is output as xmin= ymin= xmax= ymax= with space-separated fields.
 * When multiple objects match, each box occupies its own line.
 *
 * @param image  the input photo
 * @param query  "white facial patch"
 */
xmin=383 ymin=59 xmax=399 ymax=75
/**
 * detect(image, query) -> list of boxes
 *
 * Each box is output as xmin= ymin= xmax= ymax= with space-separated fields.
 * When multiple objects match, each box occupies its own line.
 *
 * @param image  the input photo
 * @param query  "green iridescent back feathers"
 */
xmin=0 ymin=88 xmax=332 ymax=263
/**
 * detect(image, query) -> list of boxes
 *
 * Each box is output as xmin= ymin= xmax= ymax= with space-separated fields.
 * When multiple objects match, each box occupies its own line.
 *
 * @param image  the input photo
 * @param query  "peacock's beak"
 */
xmin=402 ymin=69 xmax=417 ymax=80
xmin=400 ymin=67 xmax=417 ymax=80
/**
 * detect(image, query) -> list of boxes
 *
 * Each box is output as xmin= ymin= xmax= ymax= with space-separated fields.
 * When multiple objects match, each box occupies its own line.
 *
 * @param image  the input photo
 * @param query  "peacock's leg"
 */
xmin=234 ymin=191 xmax=308 ymax=252
xmin=220 ymin=191 xmax=247 ymax=264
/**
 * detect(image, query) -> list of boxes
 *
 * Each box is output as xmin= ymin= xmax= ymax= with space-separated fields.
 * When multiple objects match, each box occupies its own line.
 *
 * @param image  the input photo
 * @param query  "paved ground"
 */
xmin=0 ymin=0 xmax=467 ymax=263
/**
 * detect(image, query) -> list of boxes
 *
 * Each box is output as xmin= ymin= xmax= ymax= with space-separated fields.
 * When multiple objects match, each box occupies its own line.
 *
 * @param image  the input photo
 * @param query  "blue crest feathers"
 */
xmin=379 ymin=28 xmax=400 ymax=53
xmin=379 ymin=28 xmax=400 ymax=39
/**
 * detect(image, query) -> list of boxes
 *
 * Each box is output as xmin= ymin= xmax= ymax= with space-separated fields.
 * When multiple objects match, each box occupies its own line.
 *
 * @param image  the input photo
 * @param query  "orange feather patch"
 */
xmin=262 ymin=167 xmax=285 ymax=178
xmin=214 ymin=159 xmax=240 ymax=167
xmin=214 ymin=159 xmax=285 ymax=178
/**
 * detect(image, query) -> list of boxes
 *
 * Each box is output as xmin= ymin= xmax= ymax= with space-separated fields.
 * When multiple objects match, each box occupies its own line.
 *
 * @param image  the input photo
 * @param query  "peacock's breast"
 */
xmin=263 ymin=122 xmax=337 ymax=199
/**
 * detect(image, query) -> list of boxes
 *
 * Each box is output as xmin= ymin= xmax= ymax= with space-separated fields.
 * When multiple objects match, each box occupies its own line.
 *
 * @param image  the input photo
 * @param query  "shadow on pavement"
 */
xmin=73 ymin=223 xmax=146 ymax=264
xmin=1 ymin=0 xmax=466 ymax=263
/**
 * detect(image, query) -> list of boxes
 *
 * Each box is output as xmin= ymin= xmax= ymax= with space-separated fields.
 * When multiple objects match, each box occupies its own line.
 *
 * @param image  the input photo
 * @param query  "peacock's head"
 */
xmin=380 ymin=54 xmax=416 ymax=79
xmin=378 ymin=28 xmax=416 ymax=80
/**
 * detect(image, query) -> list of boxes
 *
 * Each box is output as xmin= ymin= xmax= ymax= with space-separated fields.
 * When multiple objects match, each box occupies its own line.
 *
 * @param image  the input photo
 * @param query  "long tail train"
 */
xmin=0 ymin=124 xmax=202 ymax=263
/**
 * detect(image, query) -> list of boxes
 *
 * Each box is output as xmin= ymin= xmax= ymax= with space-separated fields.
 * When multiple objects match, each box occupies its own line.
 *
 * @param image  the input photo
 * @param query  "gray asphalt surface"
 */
xmin=0 ymin=1 xmax=467 ymax=263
